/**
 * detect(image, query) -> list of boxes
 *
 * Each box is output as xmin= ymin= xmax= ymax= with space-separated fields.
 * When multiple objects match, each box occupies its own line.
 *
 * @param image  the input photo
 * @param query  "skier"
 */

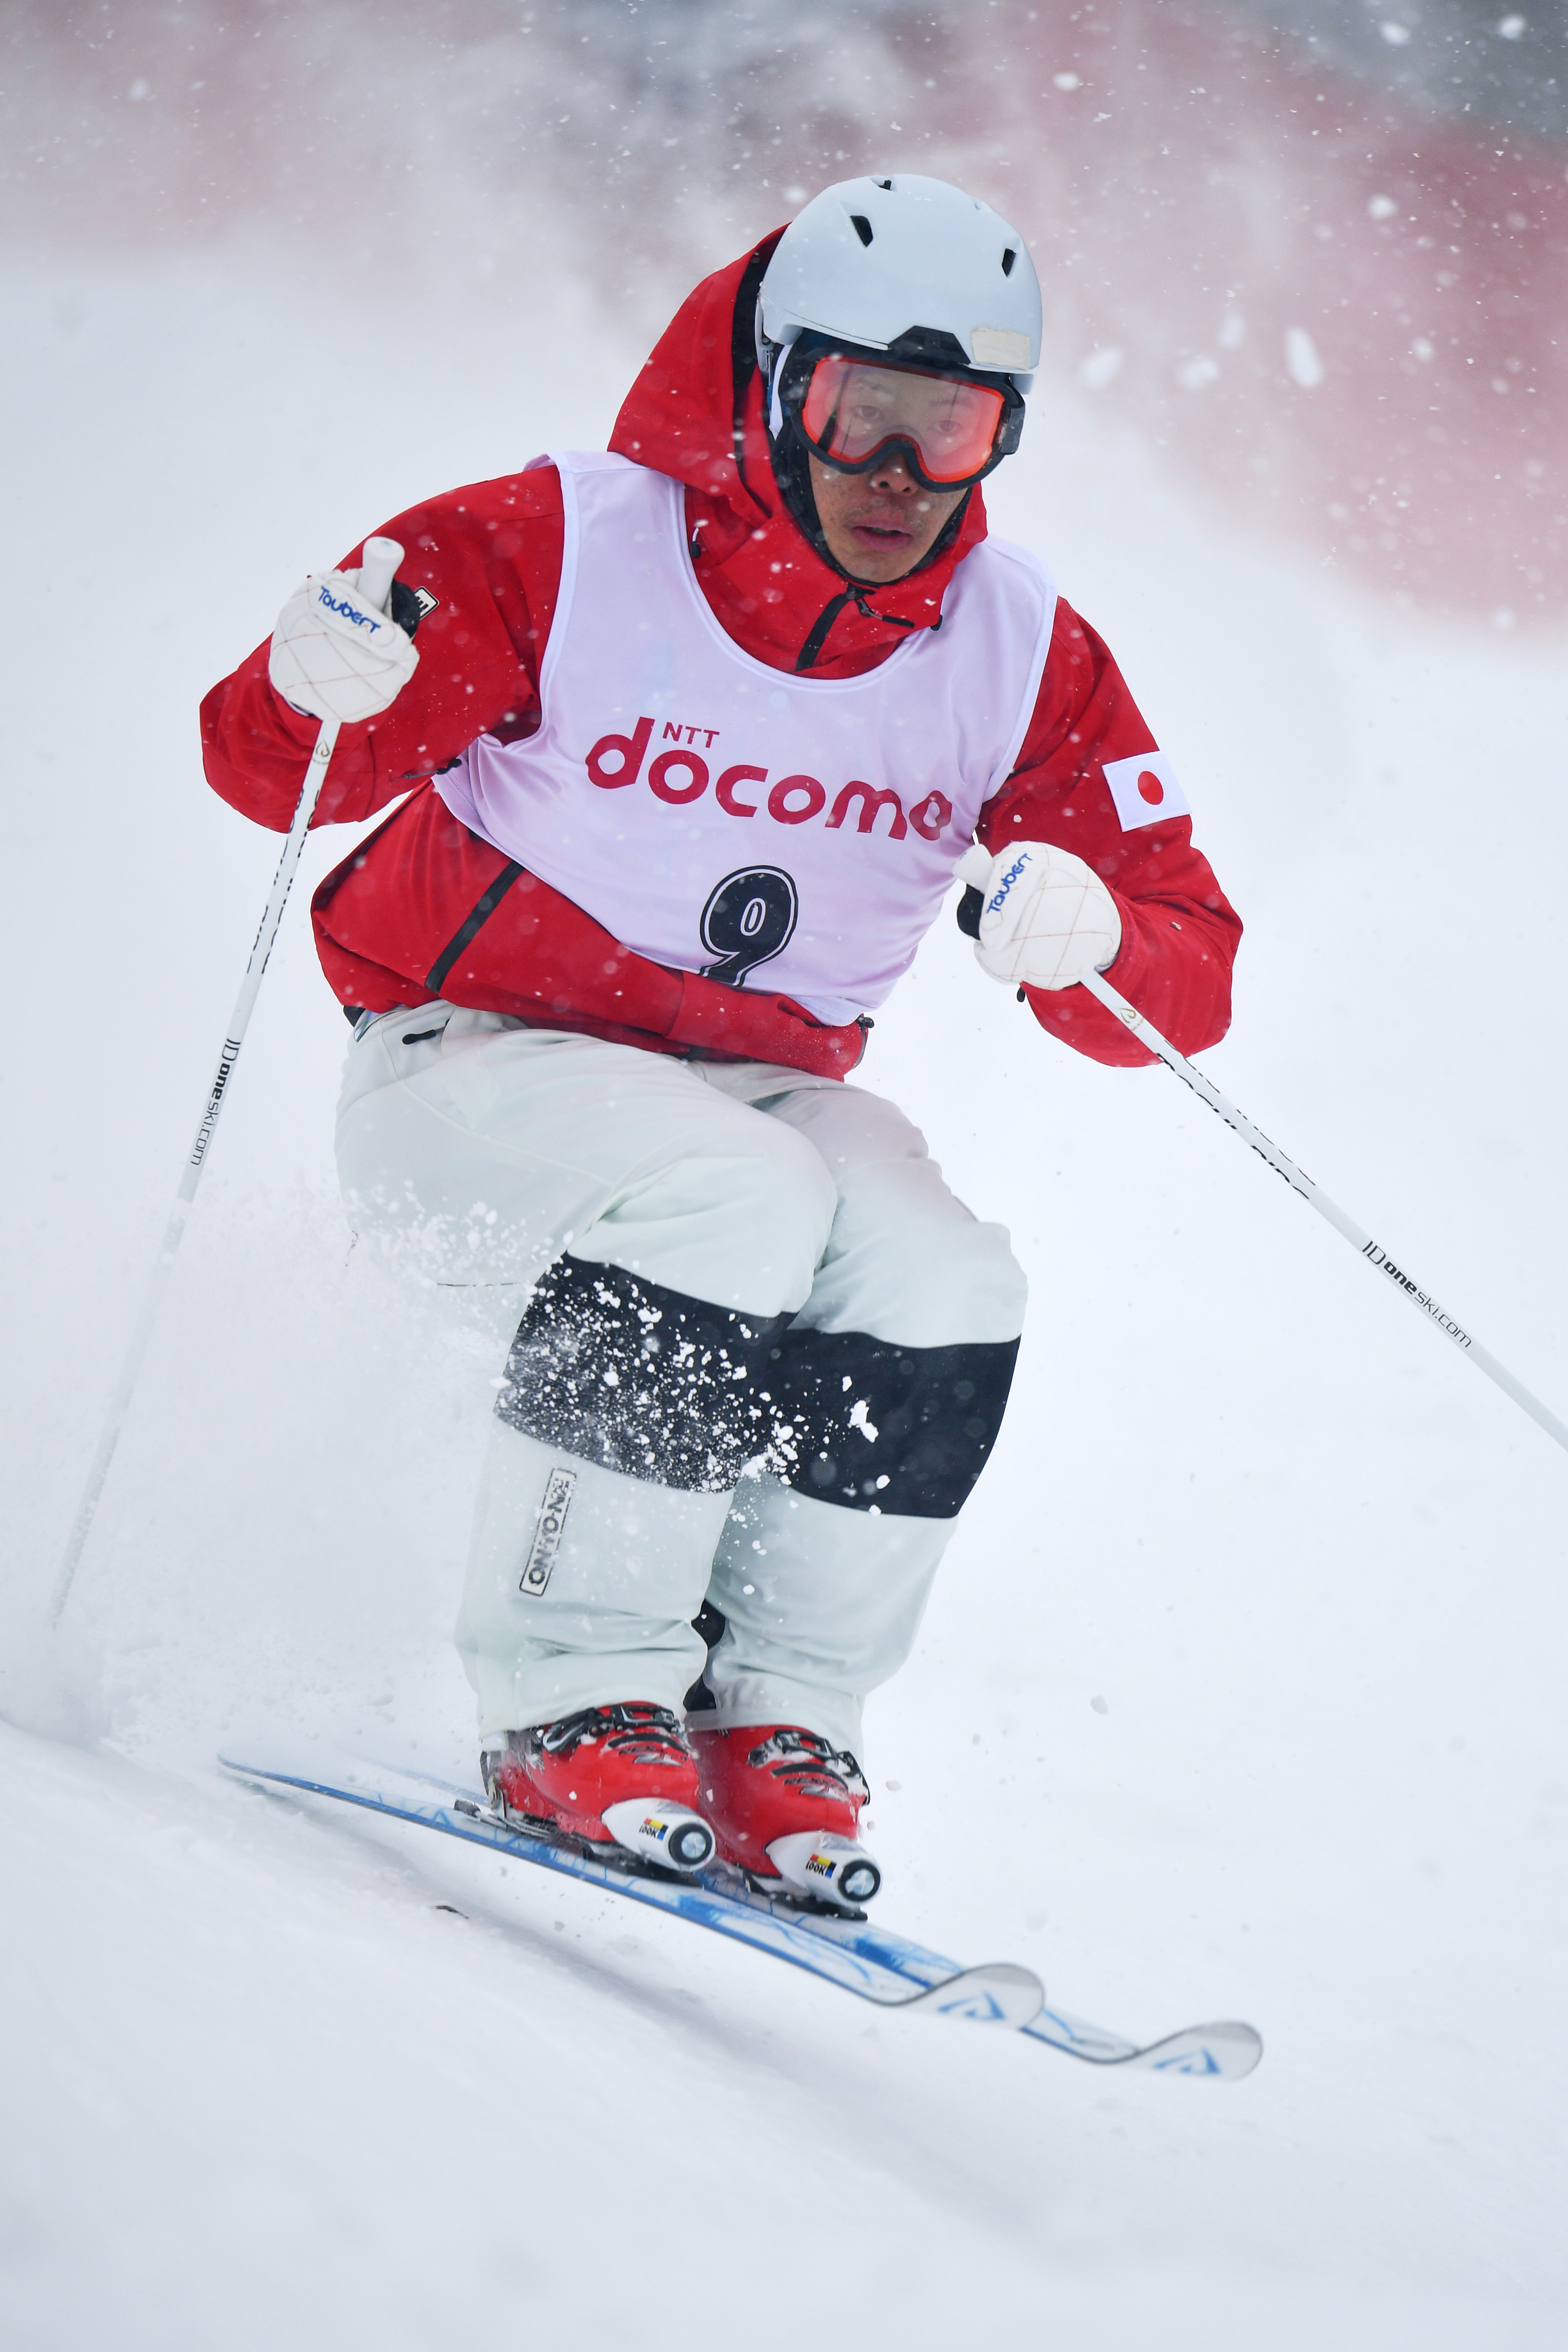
xmin=203 ymin=174 xmax=1239 ymax=1910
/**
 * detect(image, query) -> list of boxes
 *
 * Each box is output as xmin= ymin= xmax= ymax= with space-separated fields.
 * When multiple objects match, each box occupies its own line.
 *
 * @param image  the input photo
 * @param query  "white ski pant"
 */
xmin=336 ymin=1007 xmax=1026 ymax=1758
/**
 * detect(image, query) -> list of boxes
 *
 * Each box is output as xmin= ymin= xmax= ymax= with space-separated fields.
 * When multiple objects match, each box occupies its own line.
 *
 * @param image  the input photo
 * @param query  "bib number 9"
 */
xmin=699 ymin=867 xmax=799 ymax=987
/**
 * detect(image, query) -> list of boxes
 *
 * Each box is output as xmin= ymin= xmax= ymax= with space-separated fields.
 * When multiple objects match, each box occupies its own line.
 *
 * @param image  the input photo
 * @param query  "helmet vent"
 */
xmin=872 ymin=177 xmax=893 ymax=191
xmin=849 ymin=213 xmax=874 ymax=247
xmin=1001 ymin=248 xmax=1017 ymax=276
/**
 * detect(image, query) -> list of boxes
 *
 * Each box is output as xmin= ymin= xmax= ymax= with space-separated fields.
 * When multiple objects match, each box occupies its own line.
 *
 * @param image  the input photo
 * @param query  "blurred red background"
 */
xmin=4 ymin=0 xmax=1564 ymax=624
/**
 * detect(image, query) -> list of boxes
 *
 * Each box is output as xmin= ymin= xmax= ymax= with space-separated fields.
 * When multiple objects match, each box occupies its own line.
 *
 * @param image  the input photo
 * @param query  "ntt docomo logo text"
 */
xmin=585 ymin=715 xmax=952 ymax=842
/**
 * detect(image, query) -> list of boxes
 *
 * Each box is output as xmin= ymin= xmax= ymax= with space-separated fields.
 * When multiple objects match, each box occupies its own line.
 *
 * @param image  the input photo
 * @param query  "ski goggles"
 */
xmin=784 ymin=348 xmax=1024 ymax=490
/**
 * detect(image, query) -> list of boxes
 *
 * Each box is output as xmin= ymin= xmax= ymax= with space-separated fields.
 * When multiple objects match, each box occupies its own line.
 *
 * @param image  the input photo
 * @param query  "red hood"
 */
xmin=608 ymin=234 xmax=990 ymax=678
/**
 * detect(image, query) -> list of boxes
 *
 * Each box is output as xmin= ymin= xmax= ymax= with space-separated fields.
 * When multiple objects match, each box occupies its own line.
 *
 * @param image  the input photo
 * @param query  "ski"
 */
xmin=220 ymin=1755 xmax=1262 ymax=2077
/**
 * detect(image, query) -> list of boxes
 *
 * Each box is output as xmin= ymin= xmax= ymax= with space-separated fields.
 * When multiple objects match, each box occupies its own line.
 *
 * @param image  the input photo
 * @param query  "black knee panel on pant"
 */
xmin=763 ymin=1325 xmax=1020 ymax=1518
xmin=497 ymin=1253 xmax=1019 ymax=1519
xmin=496 ymin=1255 xmax=791 ymax=1491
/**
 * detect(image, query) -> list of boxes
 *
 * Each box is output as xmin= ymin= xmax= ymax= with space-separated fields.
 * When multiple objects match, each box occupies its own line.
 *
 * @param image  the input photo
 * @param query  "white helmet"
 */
xmin=758 ymin=172 xmax=1041 ymax=386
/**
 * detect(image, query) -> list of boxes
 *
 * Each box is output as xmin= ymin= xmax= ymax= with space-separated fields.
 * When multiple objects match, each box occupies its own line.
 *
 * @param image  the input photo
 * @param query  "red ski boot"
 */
xmin=689 ymin=1724 xmax=881 ymax=1911
xmin=484 ymin=1704 xmax=715 ymax=1873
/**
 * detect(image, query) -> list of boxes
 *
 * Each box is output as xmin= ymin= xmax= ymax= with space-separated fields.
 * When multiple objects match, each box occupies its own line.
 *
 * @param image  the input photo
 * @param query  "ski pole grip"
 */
xmin=358 ymin=535 xmax=403 ymax=615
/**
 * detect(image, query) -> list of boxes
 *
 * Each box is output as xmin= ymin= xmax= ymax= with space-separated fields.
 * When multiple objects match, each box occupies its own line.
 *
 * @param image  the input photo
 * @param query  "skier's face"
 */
xmin=807 ymin=452 xmax=966 ymax=584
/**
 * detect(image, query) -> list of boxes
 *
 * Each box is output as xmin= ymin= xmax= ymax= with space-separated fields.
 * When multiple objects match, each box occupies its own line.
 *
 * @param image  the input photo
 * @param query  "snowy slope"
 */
xmin=5 ymin=25 xmax=1568 ymax=2349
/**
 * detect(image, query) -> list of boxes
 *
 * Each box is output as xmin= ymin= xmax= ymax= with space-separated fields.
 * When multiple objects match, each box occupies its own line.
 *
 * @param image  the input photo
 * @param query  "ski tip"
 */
xmin=1027 ymin=2006 xmax=1265 ymax=2077
xmin=1130 ymin=2021 xmax=1264 ymax=2079
xmin=894 ymin=1962 xmax=1045 ymax=2029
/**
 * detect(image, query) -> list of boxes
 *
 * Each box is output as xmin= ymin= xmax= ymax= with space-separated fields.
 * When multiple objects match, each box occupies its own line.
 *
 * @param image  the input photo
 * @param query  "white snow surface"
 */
xmin=3 ymin=242 xmax=1566 ymax=2350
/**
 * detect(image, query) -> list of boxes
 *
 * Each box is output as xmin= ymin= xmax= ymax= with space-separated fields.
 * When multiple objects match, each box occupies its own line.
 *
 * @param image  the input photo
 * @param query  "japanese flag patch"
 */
xmin=1102 ymin=750 xmax=1190 ymax=832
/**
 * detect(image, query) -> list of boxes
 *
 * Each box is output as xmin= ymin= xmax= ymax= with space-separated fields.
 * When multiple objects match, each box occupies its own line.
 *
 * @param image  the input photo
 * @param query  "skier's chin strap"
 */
xmin=770 ymin=418 xmax=969 ymax=673
xmin=770 ymin=412 xmax=970 ymax=590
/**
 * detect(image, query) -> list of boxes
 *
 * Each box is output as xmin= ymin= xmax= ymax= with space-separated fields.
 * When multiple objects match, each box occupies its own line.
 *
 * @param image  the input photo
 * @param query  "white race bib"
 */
xmin=436 ymin=452 xmax=1055 ymax=1024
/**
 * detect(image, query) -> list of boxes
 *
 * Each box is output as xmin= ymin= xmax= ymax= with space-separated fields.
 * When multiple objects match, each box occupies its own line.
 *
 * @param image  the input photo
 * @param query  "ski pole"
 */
xmin=1077 ymin=966 xmax=1568 ymax=1455
xmin=48 ymin=536 xmax=405 ymax=1627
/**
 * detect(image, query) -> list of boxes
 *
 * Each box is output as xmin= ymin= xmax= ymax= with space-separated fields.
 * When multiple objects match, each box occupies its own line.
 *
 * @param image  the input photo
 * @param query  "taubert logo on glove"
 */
xmin=268 ymin=561 xmax=420 ymax=726
xmin=966 ymin=840 xmax=1123 ymax=992
xmin=314 ymin=582 xmax=389 ymax=635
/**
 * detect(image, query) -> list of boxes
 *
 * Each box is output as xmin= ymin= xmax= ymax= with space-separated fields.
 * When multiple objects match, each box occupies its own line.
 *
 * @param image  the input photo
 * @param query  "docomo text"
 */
xmin=586 ymin=715 xmax=953 ymax=842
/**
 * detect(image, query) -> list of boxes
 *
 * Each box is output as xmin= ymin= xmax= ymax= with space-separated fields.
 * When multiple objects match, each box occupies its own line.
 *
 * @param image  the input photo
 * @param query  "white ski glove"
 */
xmin=961 ymin=840 xmax=1123 ymax=990
xmin=268 ymin=562 xmax=419 ymax=725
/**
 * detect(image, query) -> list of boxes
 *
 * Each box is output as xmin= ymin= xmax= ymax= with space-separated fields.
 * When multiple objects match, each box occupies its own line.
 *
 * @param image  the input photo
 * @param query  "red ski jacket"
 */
xmin=201 ymin=236 xmax=1239 ymax=1074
